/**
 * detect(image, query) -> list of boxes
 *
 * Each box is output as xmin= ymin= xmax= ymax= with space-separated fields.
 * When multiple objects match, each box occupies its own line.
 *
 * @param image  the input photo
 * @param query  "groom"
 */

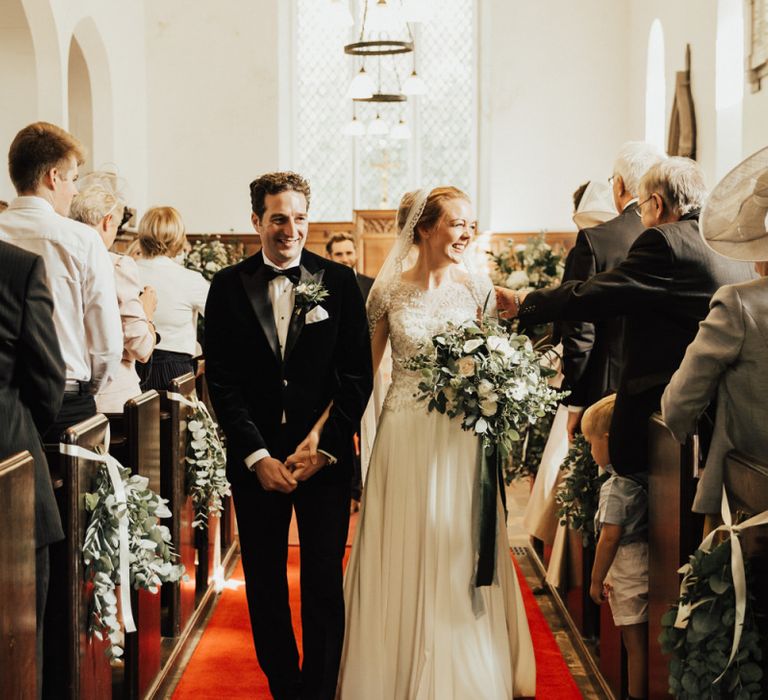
xmin=205 ymin=171 xmax=373 ymax=700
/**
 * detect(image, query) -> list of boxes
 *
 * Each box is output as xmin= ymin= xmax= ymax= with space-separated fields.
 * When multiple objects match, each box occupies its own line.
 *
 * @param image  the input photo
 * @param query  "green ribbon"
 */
xmin=475 ymin=440 xmax=502 ymax=587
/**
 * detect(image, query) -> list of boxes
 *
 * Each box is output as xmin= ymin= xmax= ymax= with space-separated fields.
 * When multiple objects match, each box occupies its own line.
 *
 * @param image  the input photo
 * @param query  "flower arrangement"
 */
xmin=294 ymin=278 xmax=329 ymax=311
xmin=184 ymin=400 xmax=231 ymax=529
xmin=404 ymin=316 xmax=566 ymax=458
xmin=83 ymin=465 xmax=185 ymax=660
xmin=488 ymin=232 xmax=566 ymax=291
xmin=184 ymin=236 xmax=246 ymax=281
xmin=659 ymin=539 xmax=764 ymax=698
xmin=555 ymin=434 xmax=608 ymax=547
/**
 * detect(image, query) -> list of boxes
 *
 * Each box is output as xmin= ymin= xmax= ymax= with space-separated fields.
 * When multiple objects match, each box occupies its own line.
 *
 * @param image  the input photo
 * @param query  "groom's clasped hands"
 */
xmin=253 ymin=428 xmax=328 ymax=493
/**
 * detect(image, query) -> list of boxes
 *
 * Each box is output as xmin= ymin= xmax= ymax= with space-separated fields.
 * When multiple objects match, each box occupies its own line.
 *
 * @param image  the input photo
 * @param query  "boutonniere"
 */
xmin=294 ymin=277 xmax=329 ymax=312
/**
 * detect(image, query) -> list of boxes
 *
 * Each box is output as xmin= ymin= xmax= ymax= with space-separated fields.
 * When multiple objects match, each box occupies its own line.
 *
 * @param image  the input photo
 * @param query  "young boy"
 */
xmin=583 ymin=394 xmax=648 ymax=700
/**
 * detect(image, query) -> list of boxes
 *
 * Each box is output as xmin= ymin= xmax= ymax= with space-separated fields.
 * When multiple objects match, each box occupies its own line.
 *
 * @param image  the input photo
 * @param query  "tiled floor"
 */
xmin=506 ymin=478 xmax=608 ymax=700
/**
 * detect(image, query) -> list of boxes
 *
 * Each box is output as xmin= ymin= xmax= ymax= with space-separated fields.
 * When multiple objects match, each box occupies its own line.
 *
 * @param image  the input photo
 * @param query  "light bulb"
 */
xmin=346 ymin=67 xmax=375 ymax=99
xmin=391 ymin=119 xmax=411 ymax=139
xmin=403 ymin=70 xmax=426 ymax=95
xmin=342 ymin=116 xmax=366 ymax=136
xmin=367 ymin=114 xmax=389 ymax=136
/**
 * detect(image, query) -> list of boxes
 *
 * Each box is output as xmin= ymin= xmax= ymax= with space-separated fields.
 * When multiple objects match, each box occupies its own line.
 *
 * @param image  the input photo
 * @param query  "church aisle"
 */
xmin=170 ymin=543 xmax=582 ymax=699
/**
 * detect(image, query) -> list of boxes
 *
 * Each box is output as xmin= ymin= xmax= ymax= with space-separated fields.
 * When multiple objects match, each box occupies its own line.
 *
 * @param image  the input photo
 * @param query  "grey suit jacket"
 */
xmin=661 ymin=277 xmax=768 ymax=513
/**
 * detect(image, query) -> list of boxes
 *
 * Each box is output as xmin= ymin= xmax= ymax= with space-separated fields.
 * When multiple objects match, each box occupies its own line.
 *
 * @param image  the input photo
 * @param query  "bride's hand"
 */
xmin=295 ymin=427 xmax=321 ymax=466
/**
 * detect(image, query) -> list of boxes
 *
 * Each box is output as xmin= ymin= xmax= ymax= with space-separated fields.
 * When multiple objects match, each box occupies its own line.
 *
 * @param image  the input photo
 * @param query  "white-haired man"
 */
xmin=559 ymin=142 xmax=665 ymax=442
xmin=498 ymin=157 xmax=755 ymax=477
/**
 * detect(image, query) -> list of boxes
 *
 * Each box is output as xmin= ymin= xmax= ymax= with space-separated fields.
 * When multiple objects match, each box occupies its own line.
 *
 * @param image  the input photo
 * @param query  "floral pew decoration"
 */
xmin=63 ymin=427 xmax=185 ymax=661
xmin=659 ymin=487 xmax=768 ymax=699
xmin=184 ymin=236 xmax=246 ymax=281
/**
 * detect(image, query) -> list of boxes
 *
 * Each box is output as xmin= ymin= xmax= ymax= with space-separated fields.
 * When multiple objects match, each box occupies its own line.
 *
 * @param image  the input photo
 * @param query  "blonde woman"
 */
xmin=134 ymin=206 xmax=209 ymax=390
xmin=70 ymin=175 xmax=157 ymax=412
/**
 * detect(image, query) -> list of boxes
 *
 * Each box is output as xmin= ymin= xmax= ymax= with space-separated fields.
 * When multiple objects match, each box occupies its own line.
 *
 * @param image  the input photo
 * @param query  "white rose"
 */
xmin=205 ymin=261 xmax=218 ymax=271
xmin=477 ymin=379 xmax=495 ymax=397
xmin=505 ymin=270 xmax=529 ymax=290
xmin=486 ymin=335 xmax=513 ymax=357
xmin=510 ymin=382 xmax=528 ymax=400
xmin=457 ymin=356 xmax=476 ymax=377
xmin=462 ymin=338 xmax=484 ymax=354
xmin=480 ymin=398 xmax=498 ymax=416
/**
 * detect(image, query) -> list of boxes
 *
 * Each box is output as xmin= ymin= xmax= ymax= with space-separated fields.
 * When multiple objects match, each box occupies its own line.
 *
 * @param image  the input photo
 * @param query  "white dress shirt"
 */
xmin=245 ymin=251 xmax=335 ymax=470
xmin=134 ymin=255 xmax=209 ymax=356
xmin=0 ymin=196 xmax=123 ymax=392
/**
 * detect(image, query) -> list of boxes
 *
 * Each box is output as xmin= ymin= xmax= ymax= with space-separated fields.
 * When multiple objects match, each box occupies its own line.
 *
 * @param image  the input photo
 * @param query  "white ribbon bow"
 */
xmin=673 ymin=485 xmax=768 ymax=682
xmin=60 ymin=424 xmax=136 ymax=634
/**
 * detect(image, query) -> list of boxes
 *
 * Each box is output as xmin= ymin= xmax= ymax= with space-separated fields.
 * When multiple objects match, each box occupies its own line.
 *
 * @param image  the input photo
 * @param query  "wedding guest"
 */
xmin=560 ymin=142 xmax=665 ymax=442
xmin=134 ymin=206 xmax=208 ymax=390
xmin=662 ymin=152 xmax=768 ymax=519
xmin=325 ymin=232 xmax=373 ymax=512
xmin=497 ymin=157 xmax=755 ymax=476
xmin=0 ymin=241 xmax=65 ymax=699
xmin=325 ymin=232 xmax=374 ymax=301
xmin=70 ymin=176 xmax=158 ymax=412
xmin=585 ymin=394 xmax=648 ymax=700
xmin=0 ymin=122 xmax=122 ymax=443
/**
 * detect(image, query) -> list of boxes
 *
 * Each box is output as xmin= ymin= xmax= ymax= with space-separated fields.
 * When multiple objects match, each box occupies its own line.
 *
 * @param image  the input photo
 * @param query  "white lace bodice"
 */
xmin=369 ymin=277 xmax=491 ymax=411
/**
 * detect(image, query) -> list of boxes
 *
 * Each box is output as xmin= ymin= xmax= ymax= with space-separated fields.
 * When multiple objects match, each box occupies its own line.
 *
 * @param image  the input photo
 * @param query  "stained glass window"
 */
xmin=294 ymin=0 xmax=476 ymax=220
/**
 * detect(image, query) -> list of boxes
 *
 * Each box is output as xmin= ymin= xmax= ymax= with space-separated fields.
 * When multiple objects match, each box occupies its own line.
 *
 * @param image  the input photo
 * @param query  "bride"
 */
xmin=336 ymin=186 xmax=536 ymax=698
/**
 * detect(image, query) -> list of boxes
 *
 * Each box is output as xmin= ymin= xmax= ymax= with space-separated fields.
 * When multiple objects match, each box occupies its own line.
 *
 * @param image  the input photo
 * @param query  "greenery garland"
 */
xmin=659 ymin=539 xmax=764 ymax=698
xmin=555 ymin=434 xmax=607 ymax=547
xmin=184 ymin=401 xmax=231 ymax=529
xmin=83 ymin=464 xmax=185 ymax=660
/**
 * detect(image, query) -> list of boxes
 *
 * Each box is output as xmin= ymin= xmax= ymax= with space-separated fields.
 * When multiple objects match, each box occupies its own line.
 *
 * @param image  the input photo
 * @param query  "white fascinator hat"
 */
xmin=701 ymin=146 xmax=768 ymax=261
xmin=572 ymin=180 xmax=617 ymax=230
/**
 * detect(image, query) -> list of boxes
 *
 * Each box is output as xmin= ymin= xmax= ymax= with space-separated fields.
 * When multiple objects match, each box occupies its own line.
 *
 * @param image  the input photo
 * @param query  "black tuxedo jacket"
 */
xmin=204 ymin=249 xmax=373 ymax=485
xmin=520 ymin=212 xmax=755 ymax=473
xmin=558 ymin=204 xmax=645 ymax=407
xmin=0 ymin=241 xmax=65 ymax=548
xmin=356 ymin=273 xmax=374 ymax=303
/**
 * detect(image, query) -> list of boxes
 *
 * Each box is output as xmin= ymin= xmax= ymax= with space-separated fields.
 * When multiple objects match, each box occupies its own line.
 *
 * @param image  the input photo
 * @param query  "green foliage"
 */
xmin=404 ymin=316 xmax=567 ymax=459
xmin=505 ymin=410 xmax=555 ymax=483
xmin=83 ymin=463 xmax=185 ymax=660
xmin=184 ymin=401 xmax=231 ymax=529
xmin=659 ymin=540 xmax=765 ymax=698
xmin=184 ymin=237 xmax=245 ymax=281
xmin=488 ymin=232 xmax=566 ymax=291
xmin=554 ymin=434 xmax=607 ymax=547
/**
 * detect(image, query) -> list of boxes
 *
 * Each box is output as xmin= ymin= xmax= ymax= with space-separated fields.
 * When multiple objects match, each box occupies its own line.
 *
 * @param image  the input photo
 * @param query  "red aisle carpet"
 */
xmin=173 ymin=544 xmax=581 ymax=699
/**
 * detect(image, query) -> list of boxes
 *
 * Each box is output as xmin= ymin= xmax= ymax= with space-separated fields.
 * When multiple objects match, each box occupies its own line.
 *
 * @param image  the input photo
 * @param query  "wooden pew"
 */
xmin=724 ymin=450 xmax=768 ymax=685
xmin=0 ymin=451 xmax=36 ymax=699
xmin=106 ymin=391 xmax=162 ymax=700
xmin=42 ymin=415 xmax=112 ymax=700
xmin=647 ymin=414 xmax=703 ymax=700
xmin=159 ymin=374 xmax=197 ymax=638
xmin=564 ymin=529 xmax=599 ymax=639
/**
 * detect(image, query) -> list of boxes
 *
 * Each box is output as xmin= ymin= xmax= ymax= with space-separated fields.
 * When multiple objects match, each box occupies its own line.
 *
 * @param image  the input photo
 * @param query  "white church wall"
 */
xmin=144 ymin=0 xmax=282 ymax=233
xmin=480 ymin=0 xmax=633 ymax=232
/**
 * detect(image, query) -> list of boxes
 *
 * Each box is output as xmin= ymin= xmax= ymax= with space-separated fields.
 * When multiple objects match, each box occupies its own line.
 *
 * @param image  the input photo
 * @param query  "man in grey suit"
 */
xmin=497 ymin=158 xmax=755 ymax=476
xmin=662 ymin=149 xmax=768 ymax=515
xmin=559 ymin=142 xmax=665 ymax=441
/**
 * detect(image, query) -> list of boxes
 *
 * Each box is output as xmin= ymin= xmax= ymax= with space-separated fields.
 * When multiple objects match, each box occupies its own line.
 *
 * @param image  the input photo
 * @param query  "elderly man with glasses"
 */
xmin=497 ymin=157 xmax=756 ymax=477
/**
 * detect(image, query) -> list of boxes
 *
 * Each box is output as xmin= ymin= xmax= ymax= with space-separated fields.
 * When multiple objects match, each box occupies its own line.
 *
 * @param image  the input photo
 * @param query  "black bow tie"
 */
xmin=265 ymin=266 xmax=301 ymax=285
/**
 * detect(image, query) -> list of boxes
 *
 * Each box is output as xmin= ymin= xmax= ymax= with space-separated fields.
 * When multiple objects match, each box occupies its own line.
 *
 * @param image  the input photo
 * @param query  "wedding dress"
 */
xmin=337 ymin=276 xmax=537 ymax=699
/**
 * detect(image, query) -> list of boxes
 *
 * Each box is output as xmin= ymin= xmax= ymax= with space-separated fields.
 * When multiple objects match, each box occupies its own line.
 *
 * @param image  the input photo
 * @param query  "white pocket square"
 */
xmin=305 ymin=305 xmax=329 ymax=324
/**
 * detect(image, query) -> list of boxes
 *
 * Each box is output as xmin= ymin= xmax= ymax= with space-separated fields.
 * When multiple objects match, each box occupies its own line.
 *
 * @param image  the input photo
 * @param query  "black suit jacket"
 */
xmin=520 ymin=212 xmax=755 ymax=473
xmin=204 ymin=249 xmax=373 ymax=485
xmin=356 ymin=273 xmax=374 ymax=304
xmin=0 ymin=241 xmax=65 ymax=547
xmin=559 ymin=204 xmax=645 ymax=407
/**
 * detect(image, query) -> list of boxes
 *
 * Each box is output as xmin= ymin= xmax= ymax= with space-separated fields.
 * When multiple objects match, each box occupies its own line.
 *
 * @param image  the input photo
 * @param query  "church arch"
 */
xmin=645 ymin=19 xmax=666 ymax=152
xmin=68 ymin=17 xmax=115 ymax=173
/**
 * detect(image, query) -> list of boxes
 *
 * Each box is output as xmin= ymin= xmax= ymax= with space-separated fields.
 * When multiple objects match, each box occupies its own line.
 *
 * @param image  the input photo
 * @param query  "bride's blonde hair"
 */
xmin=397 ymin=186 xmax=469 ymax=243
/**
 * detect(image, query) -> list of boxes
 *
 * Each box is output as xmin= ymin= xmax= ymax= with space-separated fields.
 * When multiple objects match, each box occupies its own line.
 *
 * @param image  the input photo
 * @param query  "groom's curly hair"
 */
xmin=249 ymin=171 xmax=311 ymax=219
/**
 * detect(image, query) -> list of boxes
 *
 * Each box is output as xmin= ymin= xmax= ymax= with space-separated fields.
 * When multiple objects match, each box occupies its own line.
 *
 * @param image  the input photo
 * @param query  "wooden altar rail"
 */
xmin=0 ymin=451 xmax=36 ymax=699
xmin=43 ymin=415 xmax=113 ymax=699
xmin=106 ymin=391 xmax=162 ymax=700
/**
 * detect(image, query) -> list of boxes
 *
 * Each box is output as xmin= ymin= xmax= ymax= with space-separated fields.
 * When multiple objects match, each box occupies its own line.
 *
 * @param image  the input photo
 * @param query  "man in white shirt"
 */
xmin=0 ymin=122 xmax=122 ymax=442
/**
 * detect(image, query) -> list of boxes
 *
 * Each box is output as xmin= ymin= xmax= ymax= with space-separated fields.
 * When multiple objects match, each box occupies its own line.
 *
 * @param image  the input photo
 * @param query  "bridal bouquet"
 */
xmin=404 ymin=317 xmax=566 ymax=458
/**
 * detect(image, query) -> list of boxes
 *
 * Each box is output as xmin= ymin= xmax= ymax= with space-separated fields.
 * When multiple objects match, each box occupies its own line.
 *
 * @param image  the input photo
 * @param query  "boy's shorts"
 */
xmin=606 ymin=541 xmax=648 ymax=626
